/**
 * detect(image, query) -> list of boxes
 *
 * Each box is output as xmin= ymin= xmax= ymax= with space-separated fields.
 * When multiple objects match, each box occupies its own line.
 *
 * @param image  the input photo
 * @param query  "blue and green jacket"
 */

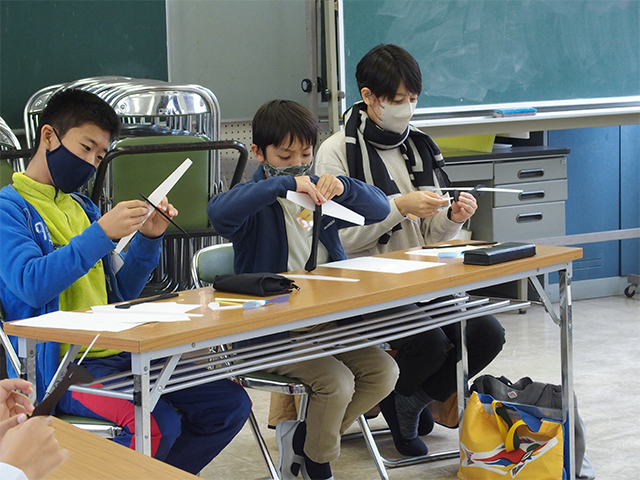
xmin=0 ymin=185 xmax=162 ymax=400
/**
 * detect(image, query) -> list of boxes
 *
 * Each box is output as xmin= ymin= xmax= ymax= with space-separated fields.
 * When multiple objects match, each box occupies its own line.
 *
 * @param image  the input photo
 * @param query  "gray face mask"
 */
xmin=263 ymin=160 xmax=313 ymax=178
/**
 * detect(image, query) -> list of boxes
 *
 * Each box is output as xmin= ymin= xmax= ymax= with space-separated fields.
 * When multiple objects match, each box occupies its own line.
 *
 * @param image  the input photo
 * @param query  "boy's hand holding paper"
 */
xmin=286 ymin=191 xmax=364 ymax=226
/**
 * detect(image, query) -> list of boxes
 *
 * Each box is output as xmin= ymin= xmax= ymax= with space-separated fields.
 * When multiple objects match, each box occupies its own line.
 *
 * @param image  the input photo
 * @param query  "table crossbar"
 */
xmin=70 ymin=296 xmax=528 ymax=407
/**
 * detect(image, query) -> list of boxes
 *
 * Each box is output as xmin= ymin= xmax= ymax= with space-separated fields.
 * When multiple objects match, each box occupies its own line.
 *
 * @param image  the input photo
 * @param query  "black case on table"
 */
xmin=463 ymin=242 xmax=536 ymax=265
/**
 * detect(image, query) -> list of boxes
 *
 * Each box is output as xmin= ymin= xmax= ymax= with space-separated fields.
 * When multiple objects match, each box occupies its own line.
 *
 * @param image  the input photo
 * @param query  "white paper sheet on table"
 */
xmin=285 ymin=191 xmax=364 ymax=226
xmin=114 ymin=158 xmax=193 ymax=254
xmin=319 ymin=256 xmax=443 ymax=274
xmin=10 ymin=307 xmax=192 ymax=333
xmin=11 ymin=311 xmax=143 ymax=332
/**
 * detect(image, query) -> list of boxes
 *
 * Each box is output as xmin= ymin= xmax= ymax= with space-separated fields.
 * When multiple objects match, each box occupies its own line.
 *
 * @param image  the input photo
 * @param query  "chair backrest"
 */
xmin=107 ymin=135 xmax=211 ymax=231
xmin=191 ymin=243 xmax=235 ymax=288
xmin=0 ymin=115 xmax=24 ymax=188
xmin=0 ymin=159 xmax=14 ymax=189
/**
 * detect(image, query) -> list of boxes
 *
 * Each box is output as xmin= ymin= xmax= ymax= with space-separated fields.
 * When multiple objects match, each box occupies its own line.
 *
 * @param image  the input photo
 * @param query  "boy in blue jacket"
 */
xmin=0 ymin=89 xmax=250 ymax=475
xmin=208 ymin=100 xmax=398 ymax=480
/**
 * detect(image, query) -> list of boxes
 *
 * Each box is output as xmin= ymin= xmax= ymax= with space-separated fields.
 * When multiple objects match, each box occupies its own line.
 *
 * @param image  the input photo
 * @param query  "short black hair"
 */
xmin=35 ymin=88 xmax=120 ymax=150
xmin=356 ymin=44 xmax=422 ymax=100
xmin=252 ymin=100 xmax=319 ymax=155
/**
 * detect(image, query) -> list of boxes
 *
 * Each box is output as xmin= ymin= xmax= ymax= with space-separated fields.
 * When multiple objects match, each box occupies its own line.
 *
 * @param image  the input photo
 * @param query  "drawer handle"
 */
xmin=518 ymin=168 xmax=544 ymax=179
xmin=517 ymin=212 xmax=543 ymax=223
xmin=519 ymin=190 xmax=545 ymax=200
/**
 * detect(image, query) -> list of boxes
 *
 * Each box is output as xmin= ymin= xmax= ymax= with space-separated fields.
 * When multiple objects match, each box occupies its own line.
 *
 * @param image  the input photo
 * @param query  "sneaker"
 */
xmin=276 ymin=420 xmax=305 ymax=480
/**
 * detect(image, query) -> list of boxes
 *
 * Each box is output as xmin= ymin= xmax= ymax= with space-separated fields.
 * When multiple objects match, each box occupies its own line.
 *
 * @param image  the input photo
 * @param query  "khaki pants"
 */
xmin=264 ymin=334 xmax=398 ymax=464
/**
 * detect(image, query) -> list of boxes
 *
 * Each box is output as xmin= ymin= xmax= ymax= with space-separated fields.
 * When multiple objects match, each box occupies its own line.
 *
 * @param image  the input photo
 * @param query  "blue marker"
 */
xmin=243 ymin=294 xmax=290 ymax=310
xmin=493 ymin=108 xmax=537 ymax=117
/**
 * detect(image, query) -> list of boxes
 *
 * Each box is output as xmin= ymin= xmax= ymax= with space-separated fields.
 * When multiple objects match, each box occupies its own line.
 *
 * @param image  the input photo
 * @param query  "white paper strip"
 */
xmin=284 ymin=274 xmax=359 ymax=282
xmin=437 ymin=187 xmax=523 ymax=194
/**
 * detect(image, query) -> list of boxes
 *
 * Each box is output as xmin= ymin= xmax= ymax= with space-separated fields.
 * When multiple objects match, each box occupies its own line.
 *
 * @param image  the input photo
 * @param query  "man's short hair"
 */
xmin=356 ymin=44 xmax=422 ymax=100
xmin=252 ymin=100 xmax=319 ymax=154
xmin=35 ymin=89 xmax=120 ymax=150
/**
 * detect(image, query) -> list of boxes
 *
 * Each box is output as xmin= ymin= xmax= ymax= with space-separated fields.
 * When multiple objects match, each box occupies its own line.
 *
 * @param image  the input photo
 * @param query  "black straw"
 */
xmin=139 ymin=193 xmax=191 ymax=237
xmin=304 ymin=205 xmax=322 ymax=272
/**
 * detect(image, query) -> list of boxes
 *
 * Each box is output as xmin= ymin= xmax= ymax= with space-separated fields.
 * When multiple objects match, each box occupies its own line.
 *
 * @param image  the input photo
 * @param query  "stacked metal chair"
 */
xmin=24 ymin=77 xmax=247 ymax=292
xmin=0 ymin=115 xmax=27 ymax=188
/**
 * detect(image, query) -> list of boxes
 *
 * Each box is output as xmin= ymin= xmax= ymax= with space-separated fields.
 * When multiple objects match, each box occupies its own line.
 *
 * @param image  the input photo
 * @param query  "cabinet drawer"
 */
xmin=492 ymin=202 xmax=565 ymax=241
xmin=494 ymin=157 xmax=567 ymax=184
xmin=443 ymin=162 xmax=493 ymax=183
xmin=494 ymin=180 xmax=568 ymax=207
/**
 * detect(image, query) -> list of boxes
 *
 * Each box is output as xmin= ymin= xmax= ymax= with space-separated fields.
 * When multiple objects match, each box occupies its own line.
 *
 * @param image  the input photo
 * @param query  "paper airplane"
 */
xmin=114 ymin=158 xmax=192 ymax=254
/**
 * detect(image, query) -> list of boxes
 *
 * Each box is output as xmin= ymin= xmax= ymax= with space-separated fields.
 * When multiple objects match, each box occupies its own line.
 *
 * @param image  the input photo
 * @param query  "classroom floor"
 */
xmin=200 ymin=294 xmax=639 ymax=480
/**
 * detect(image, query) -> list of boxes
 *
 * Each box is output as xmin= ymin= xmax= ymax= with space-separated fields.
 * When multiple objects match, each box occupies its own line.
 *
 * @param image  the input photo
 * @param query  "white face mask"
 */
xmin=377 ymin=101 xmax=416 ymax=134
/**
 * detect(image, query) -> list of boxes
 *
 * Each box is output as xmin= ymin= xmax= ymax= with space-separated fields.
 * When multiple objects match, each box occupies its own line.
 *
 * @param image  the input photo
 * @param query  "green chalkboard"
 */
xmin=342 ymin=0 xmax=640 ymax=112
xmin=0 ymin=0 xmax=168 ymax=129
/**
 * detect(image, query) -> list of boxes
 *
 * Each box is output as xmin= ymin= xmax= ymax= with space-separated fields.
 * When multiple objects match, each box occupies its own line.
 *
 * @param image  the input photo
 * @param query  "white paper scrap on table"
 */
xmin=319 ymin=256 xmax=443 ymax=274
xmin=208 ymin=302 xmax=243 ymax=310
xmin=286 ymin=191 xmax=364 ymax=226
xmin=114 ymin=158 xmax=193 ymax=254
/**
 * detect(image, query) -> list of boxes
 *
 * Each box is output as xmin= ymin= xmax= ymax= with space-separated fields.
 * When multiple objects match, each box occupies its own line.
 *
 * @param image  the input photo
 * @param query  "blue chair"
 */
xmin=191 ymin=244 xmax=401 ymax=480
xmin=191 ymin=243 xmax=309 ymax=480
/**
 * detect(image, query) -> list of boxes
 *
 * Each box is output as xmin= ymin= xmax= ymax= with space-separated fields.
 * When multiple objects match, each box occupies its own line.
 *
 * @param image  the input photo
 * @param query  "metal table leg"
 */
xmin=132 ymin=352 xmax=152 ymax=456
xmin=531 ymin=266 xmax=576 ymax=479
xmin=18 ymin=337 xmax=37 ymax=403
xmin=559 ymin=267 xmax=576 ymax=480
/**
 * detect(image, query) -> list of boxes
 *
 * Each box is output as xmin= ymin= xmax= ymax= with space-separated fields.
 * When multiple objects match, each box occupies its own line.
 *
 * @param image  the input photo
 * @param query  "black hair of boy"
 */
xmin=34 ymin=89 xmax=121 ymax=150
xmin=355 ymin=44 xmax=423 ymax=99
xmin=252 ymin=99 xmax=319 ymax=155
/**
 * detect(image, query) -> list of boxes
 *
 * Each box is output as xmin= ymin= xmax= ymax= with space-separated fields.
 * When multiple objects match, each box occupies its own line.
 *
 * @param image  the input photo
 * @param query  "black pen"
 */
xmin=422 ymin=241 xmax=498 ymax=250
xmin=139 ymin=193 xmax=191 ymax=238
xmin=115 ymin=292 xmax=179 ymax=309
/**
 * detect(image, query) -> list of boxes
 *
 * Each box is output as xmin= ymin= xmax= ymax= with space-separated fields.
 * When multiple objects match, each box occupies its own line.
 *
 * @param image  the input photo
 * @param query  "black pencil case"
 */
xmin=463 ymin=242 xmax=536 ymax=265
xmin=213 ymin=273 xmax=299 ymax=296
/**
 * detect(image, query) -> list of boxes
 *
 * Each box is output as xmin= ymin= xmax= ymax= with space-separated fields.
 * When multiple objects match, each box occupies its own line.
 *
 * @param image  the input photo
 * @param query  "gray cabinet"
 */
xmin=443 ymin=147 xmax=570 ymax=242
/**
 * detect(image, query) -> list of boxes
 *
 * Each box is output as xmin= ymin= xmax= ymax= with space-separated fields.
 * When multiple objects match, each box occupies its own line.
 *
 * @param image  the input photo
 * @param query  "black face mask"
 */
xmin=45 ymin=129 xmax=97 ymax=193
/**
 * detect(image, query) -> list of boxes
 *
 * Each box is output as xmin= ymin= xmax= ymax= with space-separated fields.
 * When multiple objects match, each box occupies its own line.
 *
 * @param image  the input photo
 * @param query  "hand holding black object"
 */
xmin=453 ymin=184 xmax=486 ymax=202
xmin=31 ymin=364 xmax=95 ymax=417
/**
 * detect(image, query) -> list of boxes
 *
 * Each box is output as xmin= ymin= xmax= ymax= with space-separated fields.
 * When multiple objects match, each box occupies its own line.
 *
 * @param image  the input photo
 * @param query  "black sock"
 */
xmin=395 ymin=389 xmax=433 ymax=440
xmin=303 ymin=455 xmax=332 ymax=480
xmin=290 ymin=421 xmax=306 ymax=476
xmin=293 ymin=421 xmax=306 ymax=456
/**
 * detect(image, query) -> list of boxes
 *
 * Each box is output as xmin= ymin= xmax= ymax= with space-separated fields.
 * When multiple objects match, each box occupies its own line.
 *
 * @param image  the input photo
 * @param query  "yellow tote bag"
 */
xmin=458 ymin=392 xmax=564 ymax=480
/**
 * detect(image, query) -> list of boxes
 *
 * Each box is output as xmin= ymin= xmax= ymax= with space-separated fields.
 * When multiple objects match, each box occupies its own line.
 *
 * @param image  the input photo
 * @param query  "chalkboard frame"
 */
xmin=335 ymin=0 xmax=640 ymax=134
